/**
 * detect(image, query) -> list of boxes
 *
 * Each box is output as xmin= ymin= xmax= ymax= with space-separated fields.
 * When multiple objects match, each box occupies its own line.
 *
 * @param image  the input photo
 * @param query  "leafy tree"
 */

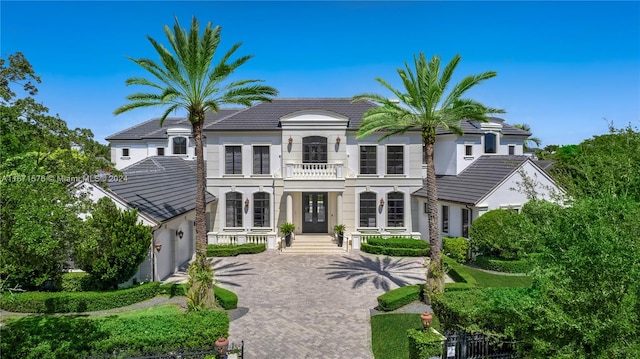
xmin=513 ymin=123 xmax=541 ymax=151
xmin=353 ymin=53 xmax=504 ymax=295
xmin=469 ymin=209 xmax=537 ymax=260
xmin=74 ymin=197 xmax=152 ymax=290
xmin=114 ymin=16 xmax=278 ymax=306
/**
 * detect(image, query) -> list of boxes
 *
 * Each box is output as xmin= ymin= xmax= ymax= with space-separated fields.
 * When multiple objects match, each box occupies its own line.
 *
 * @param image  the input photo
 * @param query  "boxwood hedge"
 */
xmin=407 ymin=328 xmax=445 ymax=359
xmin=0 ymin=282 xmax=160 ymax=313
xmin=366 ymin=237 xmax=430 ymax=249
xmin=206 ymin=243 xmax=266 ymax=257
xmin=443 ymin=256 xmax=478 ymax=291
xmin=362 ymin=244 xmax=430 ymax=257
xmin=473 ymin=255 xmax=533 ymax=274
xmin=377 ymin=284 xmax=424 ymax=311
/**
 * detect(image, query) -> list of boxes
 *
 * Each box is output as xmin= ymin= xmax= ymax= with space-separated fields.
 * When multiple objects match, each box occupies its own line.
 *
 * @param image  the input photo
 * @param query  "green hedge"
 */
xmin=407 ymin=328 xmax=445 ymax=359
xmin=431 ymin=287 xmax=531 ymax=334
xmin=377 ymin=284 xmax=424 ymax=312
xmin=1 ymin=306 xmax=229 ymax=359
xmin=159 ymin=283 xmax=237 ymax=310
xmin=474 ymin=255 xmax=533 ymax=274
xmin=366 ymin=237 xmax=430 ymax=249
xmin=0 ymin=282 xmax=160 ymax=313
xmin=443 ymin=237 xmax=469 ymax=263
xmin=59 ymin=272 xmax=98 ymax=292
xmin=443 ymin=256 xmax=478 ymax=291
xmin=362 ymin=244 xmax=429 ymax=257
xmin=206 ymin=243 xmax=266 ymax=257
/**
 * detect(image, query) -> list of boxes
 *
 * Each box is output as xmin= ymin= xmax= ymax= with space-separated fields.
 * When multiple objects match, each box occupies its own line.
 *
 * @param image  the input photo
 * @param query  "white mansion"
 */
xmin=105 ymin=98 xmax=558 ymax=259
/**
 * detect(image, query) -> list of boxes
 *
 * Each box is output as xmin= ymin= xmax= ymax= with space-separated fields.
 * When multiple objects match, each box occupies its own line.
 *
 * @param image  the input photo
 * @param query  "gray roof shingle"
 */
xmin=413 ymin=155 xmax=530 ymax=205
xmin=106 ymin=157 xmax=216 ymax=222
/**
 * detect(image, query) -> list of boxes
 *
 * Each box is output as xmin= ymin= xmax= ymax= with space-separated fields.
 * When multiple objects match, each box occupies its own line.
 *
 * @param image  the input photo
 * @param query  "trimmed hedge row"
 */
xmin=362 ymin=244 xmax=429 ymax=257
xmin=0 ymin=282 xmax=160 ymax=313
xmin=407 ymin=328 xmax=445 ymax=359
xmin=443 ymin=256 xmax=478 ymax=291
xmin=366 ymin=237 xmax=430 ymax=249
xmin=60 ymin=272 xmax=98 ymax=292
xmin=474 ymin=255 xmax=533 ymax=274
xmin=159 ymin=283 xmax=238 ymax=310
xmin=206 ymin=243 xmax=266 ymax=257
xmin=377 ymin=284 xmax=424 ymax=311
xmin=431 ymin=287 xmax=531 ymax=334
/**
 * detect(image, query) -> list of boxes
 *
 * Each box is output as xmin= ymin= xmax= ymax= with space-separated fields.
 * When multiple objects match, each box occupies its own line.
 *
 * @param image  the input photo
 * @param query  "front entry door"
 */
xmin=302 ymin=192 xmax=328 ymax=233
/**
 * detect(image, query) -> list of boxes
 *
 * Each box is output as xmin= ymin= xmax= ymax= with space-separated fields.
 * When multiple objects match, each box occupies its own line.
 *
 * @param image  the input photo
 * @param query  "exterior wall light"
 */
xmin=288 ymin=136 xmax=293 ymax=145
xmin=380 ymin=198 xmax=385 ymax=207
xmin=336 ymin=136 xmax=341 ymax=144
xmin=176 ymin=229 xmax=184 ymax=239
xmin=245 ymin=198 xmax=250 ymax=207
xmin=155 ymin=244 xmax=162 ymax=252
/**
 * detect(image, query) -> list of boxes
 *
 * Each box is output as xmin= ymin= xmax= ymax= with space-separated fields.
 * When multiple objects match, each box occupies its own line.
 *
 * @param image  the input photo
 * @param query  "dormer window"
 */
xmin=172 ymin=137 xmax=187 ymax=155
xmin=484 ymin=133 xmax=497 ymax=154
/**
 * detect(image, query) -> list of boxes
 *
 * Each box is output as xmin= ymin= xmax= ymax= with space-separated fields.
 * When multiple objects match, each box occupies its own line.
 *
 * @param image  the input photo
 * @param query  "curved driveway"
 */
xmin=213 ymin=251 xmax=427 ymax=359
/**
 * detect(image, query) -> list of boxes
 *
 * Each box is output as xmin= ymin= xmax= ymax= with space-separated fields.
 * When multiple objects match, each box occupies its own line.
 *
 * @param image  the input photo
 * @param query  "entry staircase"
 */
xmin=281 ymin=234 xmax=347 ymax=255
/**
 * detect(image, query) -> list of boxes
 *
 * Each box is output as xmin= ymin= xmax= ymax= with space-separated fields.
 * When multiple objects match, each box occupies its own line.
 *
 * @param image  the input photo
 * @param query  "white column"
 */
xmin=286 ymin=193 xmax=293 ymax=223
xmin=337 ymin=193 xmax=343 ymax=225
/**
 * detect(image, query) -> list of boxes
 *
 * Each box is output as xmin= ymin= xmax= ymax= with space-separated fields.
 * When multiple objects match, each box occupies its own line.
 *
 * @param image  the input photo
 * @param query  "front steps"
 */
xmin=281 ymin=234 xmax=347 ymax=255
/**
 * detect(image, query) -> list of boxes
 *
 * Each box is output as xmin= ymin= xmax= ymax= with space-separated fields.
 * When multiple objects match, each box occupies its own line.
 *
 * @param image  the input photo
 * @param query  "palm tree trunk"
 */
xmin=192 ymin=116 xmax=208 ymax=267
xmin=424 ymin=136 xmax=444 ymax=297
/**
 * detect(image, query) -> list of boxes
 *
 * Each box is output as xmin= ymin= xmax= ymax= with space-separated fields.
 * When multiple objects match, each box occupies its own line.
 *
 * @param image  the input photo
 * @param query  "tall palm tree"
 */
xmin=513 ymin=123 xmax=541 ymax=151
xmin=114 ymin=17 xmax=278 ymax=272
xmin=353 ymin=53 xmax=504 ymax=295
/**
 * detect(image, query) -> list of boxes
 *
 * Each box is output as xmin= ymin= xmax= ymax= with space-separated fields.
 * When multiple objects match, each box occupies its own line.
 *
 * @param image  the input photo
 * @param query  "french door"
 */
xmin=302 ymin=192 xmax=328 ymax=233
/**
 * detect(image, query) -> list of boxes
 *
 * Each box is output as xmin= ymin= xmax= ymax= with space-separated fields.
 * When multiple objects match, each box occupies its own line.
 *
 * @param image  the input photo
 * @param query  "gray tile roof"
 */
xmin=413 ymin=155 xmax=530 ymax=205
xmin=205 ymin=98 xmax=377 ymax=131
xmin=436 ymin=118 xmax=530 ymax=136
xmin=106 ymin=157 xmax=216 ymax=223
xmin=106 ymin=109 xmax=242 ymax=140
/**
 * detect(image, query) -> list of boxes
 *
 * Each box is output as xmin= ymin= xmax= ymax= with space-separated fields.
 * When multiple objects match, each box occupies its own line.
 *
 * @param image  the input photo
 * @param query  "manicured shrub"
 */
xmin=362 ymin=243 xmax=429 ymax=257
xmin=366 ymin=237 xmax=430 ymax=249
xmin=469 ymin=209 xmax=537 ymax=260
xmin=59 ymin=272 xmax=98 ymax=292
xmin=0 ymin=282 xmax=160 ymax=313
xmin=442 ymin=256 xmax=477 ymax=291
xmin=377 ymin=284 xmax=423 ymax=311
xmin=159 ymin=283 xmax=188 ymax=296
xmin=407 ymin=328 xmax=445 ymax=359
xmin=206 ymin=243 xmax=266 ymax=257
xmin=214 ymin=286 xmax=238 ymax=310
xmin=443 ymin=237 xmax=469 ymax=263
xmin=474 ymin=255 xmax=533 ymax=274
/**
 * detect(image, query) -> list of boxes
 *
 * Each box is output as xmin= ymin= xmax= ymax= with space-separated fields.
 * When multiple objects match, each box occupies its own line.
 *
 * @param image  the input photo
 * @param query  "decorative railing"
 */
xmin=208 ymin=232 xmax=277 ymax=249
xmin=285 ymin=163 xmax=344 ymax=179
xmin=351 ymin=230 xmax=422 ymax=250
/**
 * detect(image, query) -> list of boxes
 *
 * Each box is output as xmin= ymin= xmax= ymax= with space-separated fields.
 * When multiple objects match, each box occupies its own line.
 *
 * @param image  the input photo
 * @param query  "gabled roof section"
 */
xmin=205 ymin=98 xmax=377 ymax=131
xmin=105 ymin=156 xmax=216 ymax=222
xmin=413 ymin=155 xmax=530 ymax=205
xmin=435 ymin=118 xmax=530 ymax=136
xmin=106 ymin=109 xmax=242 ymax=140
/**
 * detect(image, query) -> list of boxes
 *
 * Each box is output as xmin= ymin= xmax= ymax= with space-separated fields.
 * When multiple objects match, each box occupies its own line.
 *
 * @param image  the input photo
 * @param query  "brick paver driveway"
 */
xmin=212 ymin=251 xmax=427 ymax=359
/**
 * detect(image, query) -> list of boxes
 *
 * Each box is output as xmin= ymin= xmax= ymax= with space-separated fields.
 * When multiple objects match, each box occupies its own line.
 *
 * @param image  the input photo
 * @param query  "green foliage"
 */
xmin=0 ymin=282 xmax=159 ymax=313
xmin=443 ymin=237 xmax=469 ymax=263
xmin=73 ymin=197 xmax=152 ymax=290
xmin=279 ymin=222 xmax=295 ymax=236
xmin=333 ymin=224 xmax=345 ymax=234
xmin=0 ymin=305 xmax=229 ymax=358
xmin=186 ymin=255 xmax=215 ymax=311
xmin=443 ymin=256 xmax=531 ymax=291
xmin=59 ymin=272 xmax=98 ymax=292
xmin=407 ymin=328 xmax=445 ymax=359
xmin=366 ymin=237 xmax=430 ymax=249
xmin=214 ymin=285 xmax=238 ymax=310
xmin=376 ymin=284 xmax=423 ymax=312
xmin=206 ymin=243 xmax=266 ymax=257
xmin=474 ymin=255 xmax=533 ymax=274
xmin=362 ymin=243 xmax=429 ymax=257
xmin=469 ymin=209 xmax=537 ymax=260
xmin=443 ymin=256 xmax=478 ymax=291
xmin=371 ymin=314 xmax=431 ymax=359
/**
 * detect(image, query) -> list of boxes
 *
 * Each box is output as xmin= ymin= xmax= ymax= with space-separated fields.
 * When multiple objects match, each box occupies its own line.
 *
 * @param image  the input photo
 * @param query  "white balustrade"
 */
xmin=285 ymin=163 xmax=344 ymax=179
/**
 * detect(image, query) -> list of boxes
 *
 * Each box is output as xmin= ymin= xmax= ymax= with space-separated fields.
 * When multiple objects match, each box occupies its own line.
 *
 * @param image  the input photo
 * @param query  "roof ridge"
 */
xmin=105 ymin=117 xmax=161 ymax=140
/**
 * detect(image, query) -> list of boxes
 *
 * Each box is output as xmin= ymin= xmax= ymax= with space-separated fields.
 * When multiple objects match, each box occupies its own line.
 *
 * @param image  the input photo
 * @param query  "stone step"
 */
xmin=281 ymin=235 xmax=347 ymax=254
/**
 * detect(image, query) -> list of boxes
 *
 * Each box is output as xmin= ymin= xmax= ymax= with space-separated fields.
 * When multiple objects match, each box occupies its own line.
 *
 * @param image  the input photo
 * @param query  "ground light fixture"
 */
xmin=215 ymin=336 xmax=229 ymax=356
xmin=421 ymin=312 xmax=433 ymax=330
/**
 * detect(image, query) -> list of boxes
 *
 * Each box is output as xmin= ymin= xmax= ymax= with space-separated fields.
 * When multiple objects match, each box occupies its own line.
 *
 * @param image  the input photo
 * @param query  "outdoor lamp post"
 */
xmin=421 ymin=312 xmax=433 ymax=330
xmin=215 ymin=336 xmax=229 ymax=356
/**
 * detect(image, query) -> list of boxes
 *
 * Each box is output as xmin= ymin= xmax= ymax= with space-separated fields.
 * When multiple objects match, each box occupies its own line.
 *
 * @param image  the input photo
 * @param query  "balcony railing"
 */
xmin=285 ymin=163 xmax=343 ymax=179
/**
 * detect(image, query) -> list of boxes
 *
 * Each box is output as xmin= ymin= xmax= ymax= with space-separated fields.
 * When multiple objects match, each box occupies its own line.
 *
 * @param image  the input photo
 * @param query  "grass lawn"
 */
xmin=464 ymin=265 xmax=532 ymax=288
xmin=371 ymin=313 xmax=442 ymax=359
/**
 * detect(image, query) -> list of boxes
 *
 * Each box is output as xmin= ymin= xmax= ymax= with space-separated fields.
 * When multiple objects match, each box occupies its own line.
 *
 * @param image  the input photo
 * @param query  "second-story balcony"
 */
xmin=285 ymin=162 xmax=344 ymax=179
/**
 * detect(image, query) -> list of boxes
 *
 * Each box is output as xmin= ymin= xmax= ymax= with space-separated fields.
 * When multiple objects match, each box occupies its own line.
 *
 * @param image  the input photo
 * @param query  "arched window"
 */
xmin=484 ymin=133 xmax=497 ymax=154
xmin=253 ymin=192 xmax=270 ymax=227
xmin=387 ymin=192 xmax=404 ymax=227
xmin=302 ymin=136 xmax=327 ymax=163
xmin=359 ymin=192 xmax=377 ymax=227
xmin=172 ymin=137 xmax=187 ymax=155
xmin=225 ymin=192 xmax=243 ymax=227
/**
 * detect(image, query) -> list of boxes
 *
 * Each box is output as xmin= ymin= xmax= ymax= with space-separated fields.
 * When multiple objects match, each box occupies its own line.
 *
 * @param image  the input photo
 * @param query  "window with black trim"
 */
xmin=122 ymin=148 xmax=130 ymax=157
xmin=508 ymin=145 xmax=515 ymax=155
xmin=157 ymin=147 xmax=165 ymax=156
xmin=303 ymin=136 xmax=327 ymax=163
xmin=225 ymin=192 xmax=243 ymax=227
xmin=253 ymin=192 xmax=270 ymax=227
xmin=484 ymin=133 xmax=497 ymax=154
xmin=360 ymin=146 xmax=377 ymax=174
xmin=253 ymin=146 xmax=270 ymax=174
xmin=442 ymin=205 xmax=449 ymax=233
xmin=465 ymin=145 xmax=473 ymax=156
xmin=359 ymin=192 xmax=377 ymax=227
xmin=387 ymin=192 xmax=404 ymax=227
xmin=225 ymin=146 xmax=242 ymax=174
xmin=386 ymin=146 xmax=404 ymax=174
xmin=172 ymin=137 xmax=187 ymax=155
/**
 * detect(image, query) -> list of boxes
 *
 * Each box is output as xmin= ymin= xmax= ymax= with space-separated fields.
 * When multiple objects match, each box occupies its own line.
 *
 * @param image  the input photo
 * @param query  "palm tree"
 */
xmin=114 ymin=17 xmax=277 ymax=292
xmin=353 ymin=53 xmax=504 ymax=295
xmin=513 ymin=123 xmax=541 ymax=151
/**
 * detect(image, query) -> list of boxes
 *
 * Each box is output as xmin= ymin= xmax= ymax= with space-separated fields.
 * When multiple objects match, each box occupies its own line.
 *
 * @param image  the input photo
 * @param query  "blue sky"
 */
xmin=2 ymin=1 xmax=639 ymax=146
